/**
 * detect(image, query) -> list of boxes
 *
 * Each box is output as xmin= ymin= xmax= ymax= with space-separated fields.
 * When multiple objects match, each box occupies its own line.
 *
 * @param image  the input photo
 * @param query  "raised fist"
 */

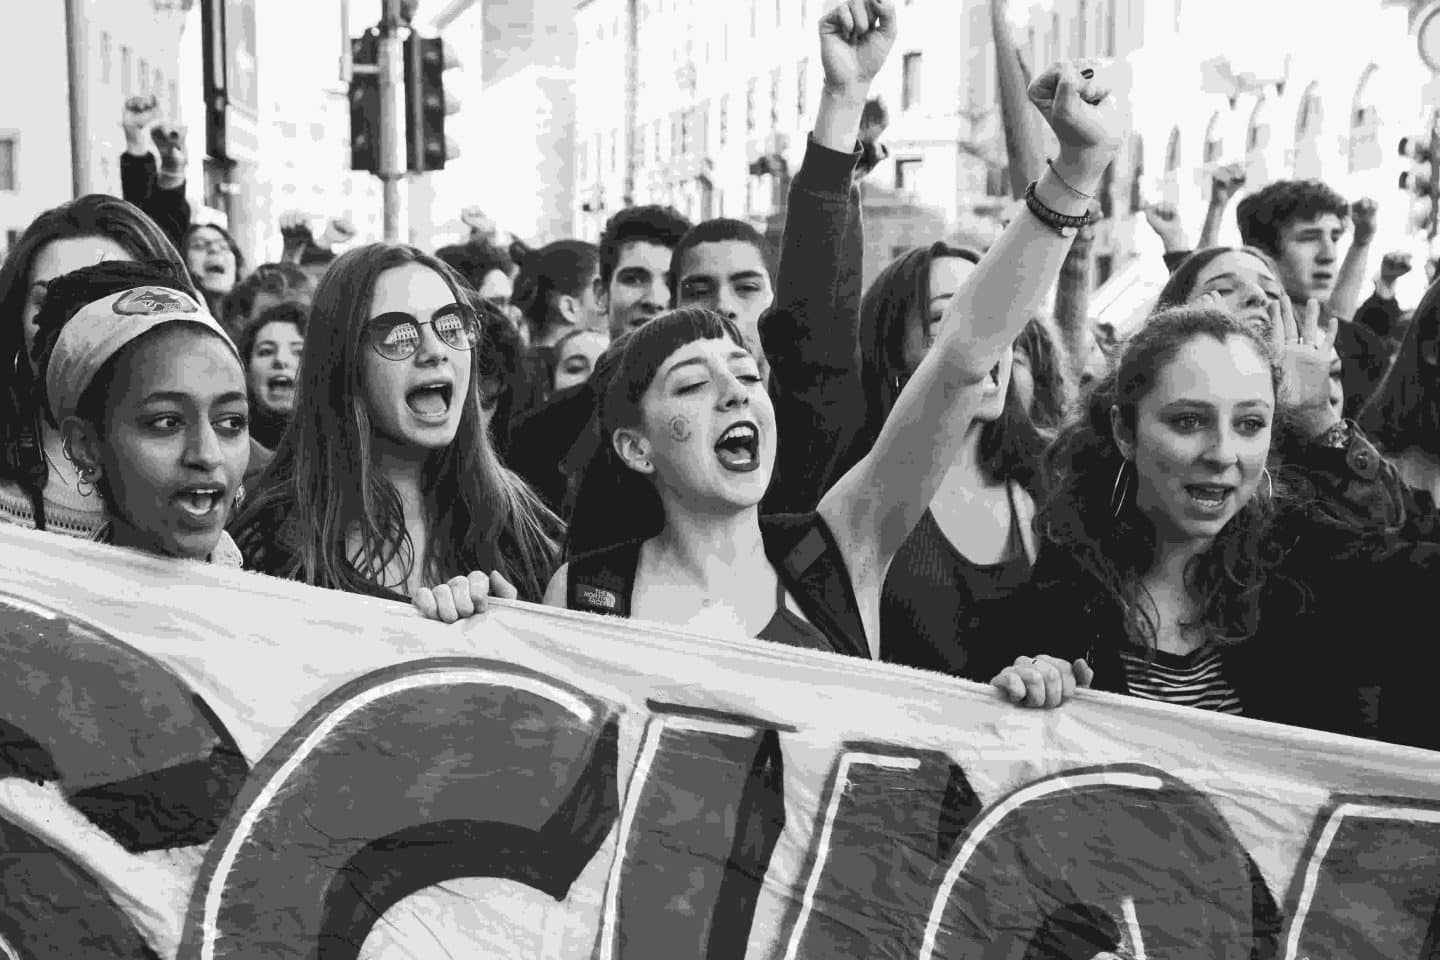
xmin=319 ymin=217 xmax=357 ymax=248
xmin=1210 ymin=163 xmax=1247 ymax=201
xmin=819 ymin=0 xmax=897 ymax=95
xmin=1349 ymin=197 xmax=1378 ymax=245
xmin=1027 ymin=60 xmax=1126 ymax=166
xmin=122 ymin=95 xmax=159 ymax=152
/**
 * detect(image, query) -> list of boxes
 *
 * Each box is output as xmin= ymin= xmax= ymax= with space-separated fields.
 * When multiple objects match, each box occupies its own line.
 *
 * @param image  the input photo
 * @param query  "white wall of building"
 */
xmin=574 ymin=0 xmax=632 ymax=241
xmin=0 ymin=1 xmax=74 ymax=251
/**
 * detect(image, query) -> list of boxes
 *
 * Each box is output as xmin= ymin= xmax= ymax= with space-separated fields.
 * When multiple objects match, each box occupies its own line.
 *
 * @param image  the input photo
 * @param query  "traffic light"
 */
xmin=403 ymin=33 xmax=462 ymax=174
xmin=1398 ymin=118 xmax=1440 ymax=238
xmin=349 ymin=28 xmax=381 ymax=173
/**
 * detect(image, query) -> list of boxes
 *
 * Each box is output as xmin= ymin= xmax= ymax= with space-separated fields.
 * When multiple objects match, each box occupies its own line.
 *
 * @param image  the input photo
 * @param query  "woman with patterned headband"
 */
xmin=26 ymin=260 xmax=250 ymax=564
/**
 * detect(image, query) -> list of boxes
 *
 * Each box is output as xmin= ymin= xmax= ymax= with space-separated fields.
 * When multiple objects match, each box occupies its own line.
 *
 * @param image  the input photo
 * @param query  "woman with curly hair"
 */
xmin=982 ymin=302 xmax=1439 ymax=751
xmin=229 ymin=243 xmax=562 ymax=614
xmin=0 ymin=194 xmax=193 ymax=537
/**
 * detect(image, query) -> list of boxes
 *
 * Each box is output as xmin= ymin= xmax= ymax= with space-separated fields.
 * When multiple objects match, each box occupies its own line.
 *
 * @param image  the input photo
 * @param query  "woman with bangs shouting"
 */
xmin=230 ymin=244 xmax=561 ymax=613
xmin=423 ymin=48 xmax=1126 ymax=664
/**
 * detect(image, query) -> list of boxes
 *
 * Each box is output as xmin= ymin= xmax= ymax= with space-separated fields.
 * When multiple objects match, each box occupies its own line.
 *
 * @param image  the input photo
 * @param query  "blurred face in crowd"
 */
xmin=617 ymin=336 xmax=774 ymax=512
xmin=247 ymin=320 xmax=304 ymax=417
xmin=22 ymin=236 xmax=132 ymax=366
xmin=677 ymin=240 xmax=774 ymax=379
xmin=599 ymin=241 xmax=672 ymax=338
xmin=1011 ymin=346 xmax=1035 ymax=417
xmin=899 ymin=255 xmax=1010 ymax=422
xmin=1271 ymin=214 xmax=1344 ymax=305
xmin=359 ymin=263 xmax=474 ymax=452
xmin=478 ymin=268 xmax=514 ymax=317
xmin=1188 ymin=251 xmax=1284 ymax=331
xmin=66 ymin=324 xmax=249 ymax=561
xmin=186 ymin=227 xmax=238 ymax=297
xmin=552 ymin=330 xmax=608 ymax=394
xmin=1114 ymin=334 xmax=1273 ymax=548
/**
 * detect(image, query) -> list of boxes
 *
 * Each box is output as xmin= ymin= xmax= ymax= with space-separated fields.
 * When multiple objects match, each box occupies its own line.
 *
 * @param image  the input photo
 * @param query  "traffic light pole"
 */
xmin=378 ymin=0 xmax=408 ymax=242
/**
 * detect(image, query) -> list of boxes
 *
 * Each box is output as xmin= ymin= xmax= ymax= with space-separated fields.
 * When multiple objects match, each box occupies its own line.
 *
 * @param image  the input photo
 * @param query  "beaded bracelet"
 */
xmin=1023 ymin=181 xmax=1097 ymax=238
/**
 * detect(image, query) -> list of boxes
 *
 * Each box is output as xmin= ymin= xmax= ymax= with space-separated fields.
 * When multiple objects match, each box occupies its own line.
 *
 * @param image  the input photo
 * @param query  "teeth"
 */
xmin=177 ymin=491 xmax=219 ymax=515
xmin=720 ymin=423 xmax=756 ymax=443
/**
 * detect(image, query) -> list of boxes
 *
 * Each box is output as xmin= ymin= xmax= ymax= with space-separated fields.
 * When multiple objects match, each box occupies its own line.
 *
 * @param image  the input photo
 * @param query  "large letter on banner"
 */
xmin=182 ymin=657 xmax=620 ymax=960
xmin=1280 ymin=796 xmax=1440 ymax=960
xmin=595 ymin=707 xmax=786 ymax=959
xmin=0 ymin=591 xmax=250 ymax=959
xmin=919 ymin=763 xmax=1281 ymax=960
xmin=773 ymin=744 xmax=980 ymax=960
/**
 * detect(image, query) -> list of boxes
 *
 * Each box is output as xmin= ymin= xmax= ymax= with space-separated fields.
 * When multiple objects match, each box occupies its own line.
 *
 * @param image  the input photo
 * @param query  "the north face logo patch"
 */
xmin=113 ymin=287 xmax=200 ymax=316
xmin=576 ymin=585 xmax=618 ymax=611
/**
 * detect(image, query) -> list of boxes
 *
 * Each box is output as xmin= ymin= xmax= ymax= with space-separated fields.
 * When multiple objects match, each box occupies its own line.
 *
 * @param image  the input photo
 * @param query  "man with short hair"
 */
xmin=672 ymin=218 xmax=776 ymax=379
xmin=508 ymin=205 xmax=692 ymax=512
xmin=1236 ymin=179 xmax=1387 ymax=416
xmin=595 ymin=205 xmax=692 ymax=338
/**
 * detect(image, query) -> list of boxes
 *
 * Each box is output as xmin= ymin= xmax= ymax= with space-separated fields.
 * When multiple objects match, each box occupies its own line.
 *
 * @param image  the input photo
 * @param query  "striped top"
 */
xmin=1119 ymin=646 xmax=1243 ymax=715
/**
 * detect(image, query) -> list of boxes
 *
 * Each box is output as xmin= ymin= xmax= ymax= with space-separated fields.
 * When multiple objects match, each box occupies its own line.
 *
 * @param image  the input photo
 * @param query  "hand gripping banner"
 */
xmin=0 ymin=523 xmax=1437 ymax=959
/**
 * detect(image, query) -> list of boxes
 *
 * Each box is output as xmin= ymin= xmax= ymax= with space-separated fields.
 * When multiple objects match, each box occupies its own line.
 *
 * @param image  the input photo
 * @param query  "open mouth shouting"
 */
xmin=714 ymin=420 xmax=760 ymax=473
xmin=265 ymin=374 xmax=295 ymax=402
xmin=173 ymin=483 xmax=228 ymax=527
xmin=1184 ymin=483 xmax=1235 ymax=515
xmin=405 ymin=379 xmax=455 ymax=423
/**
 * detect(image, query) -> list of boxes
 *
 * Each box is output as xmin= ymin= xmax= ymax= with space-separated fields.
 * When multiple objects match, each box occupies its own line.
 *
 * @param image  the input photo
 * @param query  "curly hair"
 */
xmin=1036 ymin=305 xmax=1293 ymax=652
xmin=1235 ymin=180 xmax=1349 ymax=256
xmin=221 ymin=262 xmax=312 ymax=336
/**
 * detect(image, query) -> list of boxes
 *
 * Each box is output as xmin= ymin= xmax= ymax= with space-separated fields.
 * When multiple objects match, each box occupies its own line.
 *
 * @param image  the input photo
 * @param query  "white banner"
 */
xmin=0 ymin=523 xmax=1437 ymax=960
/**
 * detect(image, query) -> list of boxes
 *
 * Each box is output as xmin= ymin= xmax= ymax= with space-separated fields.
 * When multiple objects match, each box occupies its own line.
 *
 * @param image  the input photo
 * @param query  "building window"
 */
xmin=100 ymin=31 xmax=112 ymax=84
xmin=139 ymin=58 xmax=150 ymax=93
xmin=746 ymin=78 xmax=757 ymax=134
xmin=120 ymin=46 xmax=132 ymax=95
xmin=719 ymin=93 xmax=729 ymax=146
xmin=154 ymin=70 xmax=164 ymax=103
xmin=653 ymin=120 xmax=662 ymax=161
xmin=1295 ymin=82 xmax=1322 ymax=144
xmin=769 ymin=67 xmax=781 ymax=127
xmin=1105 ymin=0 xmax=1118 ymax=56
xmin=902 ymin=52 xmax=922 ymax=110
xmin=169 ymin=81 xmax=179 ymax=117
xmin=895 ymin=157 xmax=922 ymax=191
xmin=610 ymin=131 xmax=618 ymax=172
xmin=0 ymin=137 xmax=16 ymax=191
xmin=797 ymin=59 xmax=808 ymax=121
xmin=750 ymin=0 xmax=758 ymax=36
xmin=986 ymin=165 xmax=1009 ymax=197
xmin=967 ymin=6 xmax=991 ymax=110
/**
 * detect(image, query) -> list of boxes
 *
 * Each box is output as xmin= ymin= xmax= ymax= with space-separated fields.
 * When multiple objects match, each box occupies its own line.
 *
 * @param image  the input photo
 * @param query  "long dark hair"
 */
xmin=858 ymin=242 xmax=1044 ymax=493
xmin=0 ymin=195 xmax=191 ymax=528
xmin=566 ymin=307 xmax=747 ymax=557
xmin=1037 ymin=305 xmax=1290 ymax=651
xmin=230 ymin=243 xmax=560 ymax=601
xmin=1358 ymin=274 xmax=1440 ymax=458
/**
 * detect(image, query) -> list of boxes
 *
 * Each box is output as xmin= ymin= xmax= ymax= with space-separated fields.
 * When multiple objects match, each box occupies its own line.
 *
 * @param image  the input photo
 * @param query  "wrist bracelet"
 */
xmin=1023 ymin=181 xmax=1096 ymax=238
xmin=1046 ymin=159 xmax=1096 ymax=200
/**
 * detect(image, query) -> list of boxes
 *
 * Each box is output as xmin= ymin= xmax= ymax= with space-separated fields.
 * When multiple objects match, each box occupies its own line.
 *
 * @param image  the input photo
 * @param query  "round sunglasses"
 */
xmin=365 ymin=303 xmax=482 ymax=361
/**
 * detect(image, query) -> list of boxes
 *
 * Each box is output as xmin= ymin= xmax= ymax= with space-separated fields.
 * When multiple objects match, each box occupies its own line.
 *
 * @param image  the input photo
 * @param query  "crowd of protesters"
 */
xmin=3 ymin=0 xmax=1438 ymax=754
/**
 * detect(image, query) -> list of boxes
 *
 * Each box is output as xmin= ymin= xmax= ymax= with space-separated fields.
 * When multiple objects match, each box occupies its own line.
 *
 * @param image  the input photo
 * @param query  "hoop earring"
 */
xmin=1262 ymin=466 xmax=1274 ymax=502
xmin=76 ymin=468 xmax=95 ymax=499
xmin=1110 ymin=460 xmax=1133 ymax=518
xmin=231 ymin=483 xmax=246 ymax=512
xmin=12 ymin=346 xmax=23 ymax=380
xmin=62 ymin=437 xmax=75 ymax=464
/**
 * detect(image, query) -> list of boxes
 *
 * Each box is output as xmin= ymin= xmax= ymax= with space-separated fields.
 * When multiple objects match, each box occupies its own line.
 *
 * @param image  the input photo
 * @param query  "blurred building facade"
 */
xmin=0 ymin=0 xmax=189 ymax=255
xmin=572 ymin=0 xmax=1434 ymax=300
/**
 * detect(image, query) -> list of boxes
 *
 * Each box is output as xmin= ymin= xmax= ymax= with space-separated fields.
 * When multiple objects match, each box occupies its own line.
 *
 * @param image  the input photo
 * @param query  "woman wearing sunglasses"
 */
xmin=230 ymin=244 xmax=561 ymax=614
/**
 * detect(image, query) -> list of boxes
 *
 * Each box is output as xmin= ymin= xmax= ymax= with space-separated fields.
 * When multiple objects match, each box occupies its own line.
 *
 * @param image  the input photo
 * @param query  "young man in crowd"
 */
xmin=1235 ymin=180 xmax=1388 ymax=417
xmin=671 ymin=218 xmax=776 ymax=381
xmin=597 ymin=206 xmax=693 ymax=338
xmin=507 ymin=205 xmax=693 ymax=513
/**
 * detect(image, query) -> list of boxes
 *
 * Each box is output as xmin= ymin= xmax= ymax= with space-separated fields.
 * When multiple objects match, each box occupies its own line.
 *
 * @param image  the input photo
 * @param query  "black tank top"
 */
xmin=565 ymin=513 xmax=866 ymax=658
xmin=879 ymin=485 xmax=1032 ymax=679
